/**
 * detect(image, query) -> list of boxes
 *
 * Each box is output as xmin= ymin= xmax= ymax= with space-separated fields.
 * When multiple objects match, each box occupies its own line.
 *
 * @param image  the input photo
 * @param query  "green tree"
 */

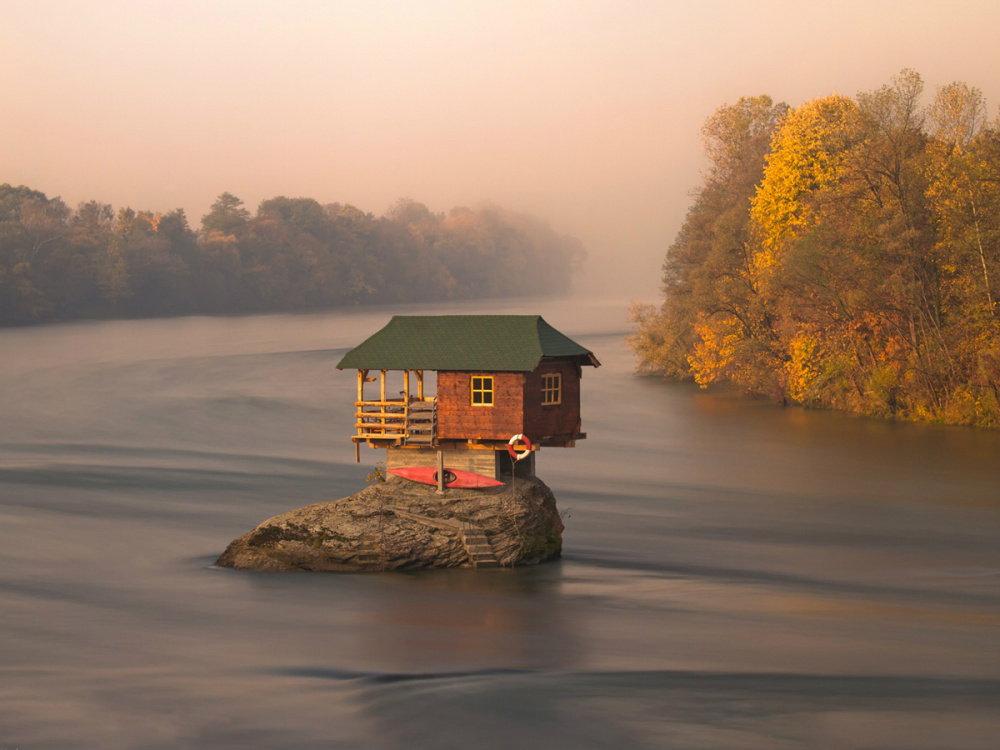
xmin=201 ymin=192 xmax=250 ymax=235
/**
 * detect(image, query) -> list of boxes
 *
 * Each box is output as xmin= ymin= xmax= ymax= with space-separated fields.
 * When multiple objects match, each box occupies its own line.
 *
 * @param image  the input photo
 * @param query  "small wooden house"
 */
xmin=336 ymin=315 xmax=599 ymax=479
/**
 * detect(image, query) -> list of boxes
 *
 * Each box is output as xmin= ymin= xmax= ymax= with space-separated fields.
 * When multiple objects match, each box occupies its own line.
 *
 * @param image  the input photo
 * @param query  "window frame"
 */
xmin=540 ymin=372 xmax=562 ymax=406
xmin=470 ymin=374 xmax=495 ymax=407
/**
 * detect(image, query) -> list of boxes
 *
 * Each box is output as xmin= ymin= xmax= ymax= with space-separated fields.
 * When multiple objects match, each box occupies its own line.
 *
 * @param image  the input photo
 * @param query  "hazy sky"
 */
xmin=4 ymin=0 xmax=1000 ymax=299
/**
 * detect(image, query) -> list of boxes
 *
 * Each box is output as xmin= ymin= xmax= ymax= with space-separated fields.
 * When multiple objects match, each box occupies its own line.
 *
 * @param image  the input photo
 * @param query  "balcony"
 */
xmin=353 ymin=397 xmax=437 ymax=448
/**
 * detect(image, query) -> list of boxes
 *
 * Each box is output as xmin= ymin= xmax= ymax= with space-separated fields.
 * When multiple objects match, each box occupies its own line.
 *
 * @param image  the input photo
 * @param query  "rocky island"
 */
xmin=218 ymin=314 xmax=598 ymax=573
xmin=216 ymin=475 xmax=564 ymax=572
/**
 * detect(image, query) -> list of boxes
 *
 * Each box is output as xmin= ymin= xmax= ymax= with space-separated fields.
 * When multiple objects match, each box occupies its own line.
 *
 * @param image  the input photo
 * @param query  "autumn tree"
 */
xmin=0 ymin=185 xmax=583 ymax=326
xmin=630 ymin=95 xmax=789 ymax=394
xmin=0 ymin=185 xmax=71 ymax=321
xmin=924 ymin=82 xmax=1000 ymax=420
xmin=631 ymin=71 xmax=1000 ymax=427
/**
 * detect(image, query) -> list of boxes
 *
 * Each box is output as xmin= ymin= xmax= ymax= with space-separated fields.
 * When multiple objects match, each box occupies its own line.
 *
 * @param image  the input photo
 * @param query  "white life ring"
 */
xmin=508 ymin=433 xmax=532 ymax=461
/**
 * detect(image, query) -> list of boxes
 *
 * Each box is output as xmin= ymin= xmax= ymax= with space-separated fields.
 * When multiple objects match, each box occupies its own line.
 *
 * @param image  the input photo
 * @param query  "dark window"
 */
xmin=471 ymin=375 xmax=494 ymax=406
xmin=541 ymin=373 xmax=561 ymax=405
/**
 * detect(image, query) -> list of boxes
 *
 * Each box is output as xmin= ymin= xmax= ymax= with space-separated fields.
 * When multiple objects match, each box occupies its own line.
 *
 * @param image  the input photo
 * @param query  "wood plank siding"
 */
xmin=522 ymin=360 xmax=582 ymax=441
xmin=437 ymin=371 xmax=525 ymax=441
xmin=386 ymin=446 xmax=498 ymax=478
xmin=436 ymin=362 xmax=582 ymax=445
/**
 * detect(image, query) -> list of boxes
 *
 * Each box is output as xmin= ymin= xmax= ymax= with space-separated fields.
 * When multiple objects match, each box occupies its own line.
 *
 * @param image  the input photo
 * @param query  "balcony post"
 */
xmin=380 ymin=371 xmax=387 ymax=435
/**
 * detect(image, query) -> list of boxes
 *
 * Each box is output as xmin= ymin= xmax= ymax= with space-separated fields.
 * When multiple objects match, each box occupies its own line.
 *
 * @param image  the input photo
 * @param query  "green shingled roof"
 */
xmin=336 ymin=315 xmax=599 ymax=372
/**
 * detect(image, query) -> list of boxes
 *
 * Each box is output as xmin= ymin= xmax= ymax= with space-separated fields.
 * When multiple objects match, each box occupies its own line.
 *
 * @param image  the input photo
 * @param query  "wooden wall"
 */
xmin=523 ymin=360 xmax=581 ymax=440
xmin=386 ymin=446 xmax=537 ymax=480
xmin=436 ymin=363 xmax=583 ymax=443
xmin=437 ymin=371 xmax=524 ymax=441
xmin=386 ymin=446 xmax=497 ymax=478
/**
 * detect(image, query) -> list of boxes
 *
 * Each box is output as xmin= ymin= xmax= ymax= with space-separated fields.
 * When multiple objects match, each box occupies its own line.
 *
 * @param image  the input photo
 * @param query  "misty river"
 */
xmin=1 ymin=297 xmax=998 ymax=749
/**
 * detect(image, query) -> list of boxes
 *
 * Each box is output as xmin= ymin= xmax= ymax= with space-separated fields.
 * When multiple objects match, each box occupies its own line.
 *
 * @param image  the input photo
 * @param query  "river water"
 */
xmin=1 ymin=297 xmax=998 ymax=749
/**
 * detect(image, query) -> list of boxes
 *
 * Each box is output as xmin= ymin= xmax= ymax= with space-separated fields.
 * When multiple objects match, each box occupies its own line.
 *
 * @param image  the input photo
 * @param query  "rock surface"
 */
xmin=216 ymin=475 xmax=564 ymax=571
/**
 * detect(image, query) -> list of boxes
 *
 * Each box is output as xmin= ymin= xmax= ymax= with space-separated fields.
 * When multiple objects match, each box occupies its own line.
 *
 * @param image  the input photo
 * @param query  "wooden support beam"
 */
xmin=357 ymin=370 xmax=364 ymax=403
xmin=380 ymin=370 xmax=386 ymax=403
xmin=417 ymin=370 xmax=424 ymax=400
xmin=404 ymin=369 xmax=410 ymax=403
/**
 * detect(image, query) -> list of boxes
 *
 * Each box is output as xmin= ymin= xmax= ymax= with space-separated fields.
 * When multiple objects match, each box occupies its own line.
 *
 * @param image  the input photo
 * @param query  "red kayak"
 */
xmin=388 ymin=466 xmax=504 ymax=489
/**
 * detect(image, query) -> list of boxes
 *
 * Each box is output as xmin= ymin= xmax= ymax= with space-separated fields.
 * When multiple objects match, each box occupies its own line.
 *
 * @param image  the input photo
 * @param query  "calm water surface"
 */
xmin=1 ymin=297 xmax=998 ymax=749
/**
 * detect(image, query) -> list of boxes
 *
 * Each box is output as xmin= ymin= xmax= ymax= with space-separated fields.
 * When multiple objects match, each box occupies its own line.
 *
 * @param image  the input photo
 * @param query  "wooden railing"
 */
xmin=353 ymin=397 xmax=436 ymax=445
xmin=404 ymin=399 xmax=437 ymax=445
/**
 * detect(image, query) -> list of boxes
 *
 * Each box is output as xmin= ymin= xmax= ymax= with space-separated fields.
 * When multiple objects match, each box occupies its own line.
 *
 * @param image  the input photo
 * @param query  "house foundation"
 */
xmin=385 ymin=445 xmax=536 ymax=480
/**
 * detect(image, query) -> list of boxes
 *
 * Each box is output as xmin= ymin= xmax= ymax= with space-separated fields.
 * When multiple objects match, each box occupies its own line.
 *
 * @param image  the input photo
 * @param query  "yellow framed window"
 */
xmin=471 ymin=375 xmax=494 ymax=406
xmin=541 ymin=373 xmax=561 ymax=405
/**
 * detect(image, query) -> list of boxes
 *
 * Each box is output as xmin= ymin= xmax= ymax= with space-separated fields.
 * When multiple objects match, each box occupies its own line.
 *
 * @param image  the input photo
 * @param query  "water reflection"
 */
xmin=237 ymin=565 xmax=582 ymax=672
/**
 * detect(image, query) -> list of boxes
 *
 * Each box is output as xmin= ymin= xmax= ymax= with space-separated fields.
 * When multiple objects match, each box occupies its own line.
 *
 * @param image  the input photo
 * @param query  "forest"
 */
xmin=630 ymin=70 xmax=1000 ymax=427
xmin=0 ymin=188 xmax=583 ymax=325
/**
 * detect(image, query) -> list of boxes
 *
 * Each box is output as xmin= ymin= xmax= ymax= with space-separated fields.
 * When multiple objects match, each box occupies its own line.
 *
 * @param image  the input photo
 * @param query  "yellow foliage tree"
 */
xmin=750 ymin=95 xmax=861 ymax=276
xmin=925 ymin=82 xmax=997 ymax=321
xmin=631 ymin=71 xmax=1000 ymax=426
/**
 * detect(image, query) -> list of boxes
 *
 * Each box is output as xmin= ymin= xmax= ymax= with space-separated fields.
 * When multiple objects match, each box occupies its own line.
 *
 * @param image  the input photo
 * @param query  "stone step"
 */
xmin=458 ymin=525 xmax=499 ymax=568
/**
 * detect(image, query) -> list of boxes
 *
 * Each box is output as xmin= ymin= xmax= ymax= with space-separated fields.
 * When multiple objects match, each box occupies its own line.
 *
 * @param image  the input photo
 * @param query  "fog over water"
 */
xmin=1 ymin=297 xmax=998 ymax=749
